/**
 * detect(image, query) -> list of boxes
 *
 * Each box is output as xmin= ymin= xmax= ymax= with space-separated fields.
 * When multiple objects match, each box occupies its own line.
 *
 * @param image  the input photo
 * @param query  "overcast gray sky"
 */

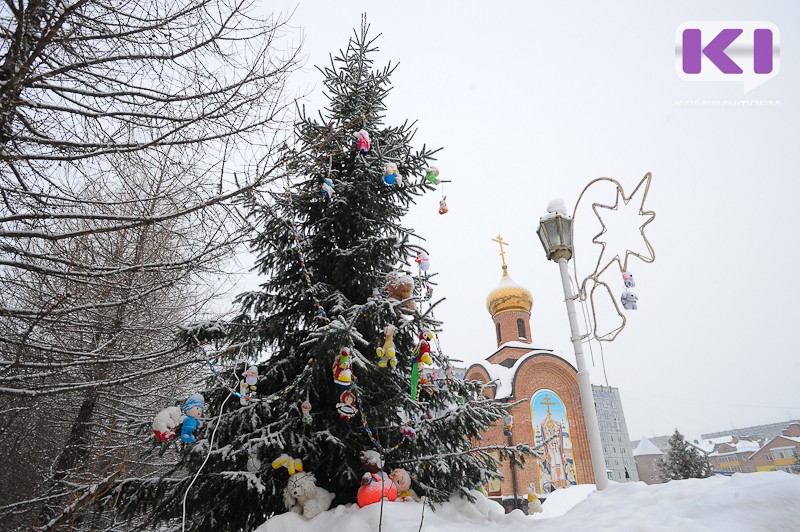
xmin=247 ymin=0 xmax=800 ymax=441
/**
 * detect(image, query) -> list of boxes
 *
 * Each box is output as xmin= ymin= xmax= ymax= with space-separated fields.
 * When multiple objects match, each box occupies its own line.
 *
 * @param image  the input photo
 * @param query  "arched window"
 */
xmin=517 ymin=318 xmax=526 ymax=339
xmin=496 ymin=322 xmax=501 ymax=344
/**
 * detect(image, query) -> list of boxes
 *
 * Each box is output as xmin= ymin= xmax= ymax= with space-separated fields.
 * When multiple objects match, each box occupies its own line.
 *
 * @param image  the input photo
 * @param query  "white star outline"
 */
xmin=571 ymin=172 xmax=656 ymax=342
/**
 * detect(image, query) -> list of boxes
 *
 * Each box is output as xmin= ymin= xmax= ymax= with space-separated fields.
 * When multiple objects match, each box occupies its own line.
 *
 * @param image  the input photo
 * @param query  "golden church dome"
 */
xmin=486 ymin=267 xmax=533 ymax=316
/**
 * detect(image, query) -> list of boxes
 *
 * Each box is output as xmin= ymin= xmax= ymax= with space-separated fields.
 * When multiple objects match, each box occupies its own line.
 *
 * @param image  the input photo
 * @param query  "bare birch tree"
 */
xmin=0 ymin=0 xmax=302 ymax=527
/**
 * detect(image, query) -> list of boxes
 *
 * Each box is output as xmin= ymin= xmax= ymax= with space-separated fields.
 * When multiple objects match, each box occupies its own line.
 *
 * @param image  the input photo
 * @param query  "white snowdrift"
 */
xmin=256 ymin=471 xmax=800 ymax=532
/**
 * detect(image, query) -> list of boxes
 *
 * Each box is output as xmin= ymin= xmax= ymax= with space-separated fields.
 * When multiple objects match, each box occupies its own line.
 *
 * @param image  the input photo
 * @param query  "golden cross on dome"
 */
xmin=540 ymin=393 xmax=556 ymax=415
xmin=492 ymin=235 xmax=510 ymax=270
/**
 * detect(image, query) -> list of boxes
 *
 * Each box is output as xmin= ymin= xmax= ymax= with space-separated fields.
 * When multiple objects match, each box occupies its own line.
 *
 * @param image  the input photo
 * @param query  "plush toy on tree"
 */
xmin=383 ymin=162 xmax=400 ymax=185
xmin=438 ymin=196 xmax=448 ymax=215
xmin=389 ymin=469 xmax=420 ymax=502
xmin=271 ymin=454 xmax=304 ymax=475
xmin=239 ymin=365 xmax=258 ymax=405
xmin=332 ymin=347 xmax=353 ymax=385
xmin=152 ymin=406 xmax=184 ymax=442
xmin=357 ymin=450 xmax=397 ymax=507
xmin=336 ymin=390 xmax=358 ymax=420
xmin=424 ymin=166 xmax=440 ymax=185
xmin=410 ymin=328 xmax=435 ymax=399
xmin=384 ymin=272 xmax=416 ymax=310
xmin=415 ymin=327 xmax=434 ymax=366
xmin=353 ymin=130 xmax=370 ymax=156
xmin=180 ymin=393 xmax=205 ymax=444
xmin=415 ymin=251 xmax=430 ymax=273
xmin=301 ymin=401 xmax=313 ymax=425
xmin=375 ymin=324 xmax=398 ymax=368
xmin=321 ymin=177 xmax=335 ymax=200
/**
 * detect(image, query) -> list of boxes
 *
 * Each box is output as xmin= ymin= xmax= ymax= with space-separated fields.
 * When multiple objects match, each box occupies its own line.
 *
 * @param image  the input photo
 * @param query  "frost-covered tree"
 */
xmin=658 ymin=429 xmax=712 ymax=481
xmin=0 ymin=0 xmax=300 ymax=400
xmin=111 ymin=17 xmax=537 ymax=531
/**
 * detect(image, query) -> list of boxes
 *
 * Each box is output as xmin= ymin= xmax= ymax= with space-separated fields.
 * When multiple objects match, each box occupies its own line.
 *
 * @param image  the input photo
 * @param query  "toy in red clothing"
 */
xmin=357 ymin=450 xmax=397 ymax=507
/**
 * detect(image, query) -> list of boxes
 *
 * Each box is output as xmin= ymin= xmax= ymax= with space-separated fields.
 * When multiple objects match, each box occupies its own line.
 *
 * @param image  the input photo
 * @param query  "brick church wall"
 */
xmin=466 ymin=353 xmax=595 ymax=500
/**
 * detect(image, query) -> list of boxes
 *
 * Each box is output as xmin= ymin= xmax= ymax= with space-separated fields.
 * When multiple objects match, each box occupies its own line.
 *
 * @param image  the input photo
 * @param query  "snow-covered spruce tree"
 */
xmin=111 ymin=17 xmax=536 ymax=531
xmin=658 ymin=429 xmax=712 ymax=481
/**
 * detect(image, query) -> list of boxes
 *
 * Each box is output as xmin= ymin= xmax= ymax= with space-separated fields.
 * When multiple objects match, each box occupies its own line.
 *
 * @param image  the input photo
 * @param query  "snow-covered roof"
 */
xmin=633 ymin=436 xmax=663 ymax=457
xmin=486 ymin=341 xmax=551 ymax=361
xmin=470 ymin=350 xmax=558 ymax=399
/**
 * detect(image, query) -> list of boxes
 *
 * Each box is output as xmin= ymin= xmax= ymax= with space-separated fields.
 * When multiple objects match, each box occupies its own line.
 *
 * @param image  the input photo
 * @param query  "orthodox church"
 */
xmin=466 ymin=240 xmax=596 ymax=508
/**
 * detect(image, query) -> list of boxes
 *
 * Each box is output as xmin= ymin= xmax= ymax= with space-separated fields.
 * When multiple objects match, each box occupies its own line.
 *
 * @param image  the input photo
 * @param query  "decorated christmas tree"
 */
xmin=114 ymin=17 xmax=535 ymax=531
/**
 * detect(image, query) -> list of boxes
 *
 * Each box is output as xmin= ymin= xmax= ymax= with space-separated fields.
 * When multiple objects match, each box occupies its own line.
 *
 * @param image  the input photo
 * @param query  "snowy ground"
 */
xmin=256 ymin=471 xmax=800 ymax=531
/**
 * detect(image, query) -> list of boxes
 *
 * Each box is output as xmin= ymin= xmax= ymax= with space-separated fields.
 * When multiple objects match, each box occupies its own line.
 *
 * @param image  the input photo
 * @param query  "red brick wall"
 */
xmin=465 ymin=354 xmax=594 ymax=499
xmin=491 ymin=310 xmax=532 ymax=347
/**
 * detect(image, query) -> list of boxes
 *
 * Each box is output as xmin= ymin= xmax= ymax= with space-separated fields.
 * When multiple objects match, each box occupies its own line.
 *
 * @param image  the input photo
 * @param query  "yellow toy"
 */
xmin=376 ymin=325 xmax=398 ymax=368
xmin=526 ymin=484 xmax=543 ymax=514
xmin=272 ymin=454 xmax=304 ymax=476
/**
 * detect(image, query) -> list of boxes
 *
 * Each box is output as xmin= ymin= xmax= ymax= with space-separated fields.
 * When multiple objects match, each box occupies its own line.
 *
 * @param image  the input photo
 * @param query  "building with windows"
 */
xmin=694 ymin=436 xmax=761 ymax=474
xmin=749 ymin=423 xmax=800 ymax=473
xmin=632 ymin=436 xmax=664 ymax=484
xmin=702 ymin=420 xmax=800 ymax=443
xmin=593 ymin=385 xmax=638 ymax=482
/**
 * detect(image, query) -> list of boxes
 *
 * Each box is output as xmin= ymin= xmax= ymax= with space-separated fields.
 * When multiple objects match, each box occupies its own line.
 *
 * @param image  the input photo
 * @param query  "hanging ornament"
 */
xmin=239 ymin=365 xmax=258 ymax=406
xmin=375 ymin=324 xmax=397 ymax=368
xmin=622 ymin=271 xmax=636 ymax=288
xmin=271 ymin=453 xmax=304 ymax=475
xmin=424 ymin=167 xmax=440 ymax=185
xmin=321 ymin=177 xmax=335 ymax=200
xmin=415 ymin=251 xmax=430 ymax=273
xmin=410 ymin=328 xmax=435 ymax=400
xmin=620 ymin=290 xmax=638 ymax=310
xmin=336 ymin=390 xmax=358 ymax=420
xmin=332 ymin=348 xmax=353 ymax=386
xmin=301 ymin=400 xmax=313 ymax=425
xmin=399 ymin=425 xmax=416 ymax=440
xmin=354 ymin=130 xmax=371 ymax=156
xmin=383 ymin=163 xmax=400 ymax=185
xmin=502 ymin=414 xmax=514 ymax=437
xmin=180 ymin=393 xmax=205 ymax=444
xmin=438 ymin=196 xmax=448 ymax=215
xmin=357 ymin=451 xmax=397 ymax=507
xmin=152 ymin=406 xmax=183 ymax=442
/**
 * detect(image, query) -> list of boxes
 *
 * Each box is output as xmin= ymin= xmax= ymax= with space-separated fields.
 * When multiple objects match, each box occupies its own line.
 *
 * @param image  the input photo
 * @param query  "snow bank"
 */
xmin=256 ymin=472 xmax=800 ymax=532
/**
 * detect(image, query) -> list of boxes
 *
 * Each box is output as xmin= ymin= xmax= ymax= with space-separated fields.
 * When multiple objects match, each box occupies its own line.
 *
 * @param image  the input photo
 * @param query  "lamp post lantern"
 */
xmin=536 ymin=199 xmax=608 ymax=491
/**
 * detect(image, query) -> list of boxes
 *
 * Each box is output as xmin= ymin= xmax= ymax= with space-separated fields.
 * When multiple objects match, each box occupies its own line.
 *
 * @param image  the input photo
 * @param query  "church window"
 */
xmin=496 ymin=322 xmax=501 ymax=343
xmin=516 ymin=318 xmax=526 ymax=339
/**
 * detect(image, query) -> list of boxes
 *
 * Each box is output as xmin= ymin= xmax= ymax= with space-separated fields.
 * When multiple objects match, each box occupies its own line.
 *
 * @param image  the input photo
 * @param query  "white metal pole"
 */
xmin=557 ymin=257 xmax=608 ymax=491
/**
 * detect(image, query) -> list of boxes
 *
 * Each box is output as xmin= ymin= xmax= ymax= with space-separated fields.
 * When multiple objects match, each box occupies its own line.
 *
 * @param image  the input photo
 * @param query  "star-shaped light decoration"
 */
xmin=572 ymin=172 xmax=656 ymax=342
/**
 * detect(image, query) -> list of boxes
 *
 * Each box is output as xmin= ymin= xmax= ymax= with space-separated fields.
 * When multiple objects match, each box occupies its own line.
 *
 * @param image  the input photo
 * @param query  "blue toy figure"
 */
xmin=181 ymin=393 xmax=205 ymax=443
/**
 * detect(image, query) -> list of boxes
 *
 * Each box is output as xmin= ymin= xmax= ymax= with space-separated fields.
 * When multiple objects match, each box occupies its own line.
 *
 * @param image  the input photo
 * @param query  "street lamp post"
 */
xmin=536 ymin=200 xmax=608 ymax=491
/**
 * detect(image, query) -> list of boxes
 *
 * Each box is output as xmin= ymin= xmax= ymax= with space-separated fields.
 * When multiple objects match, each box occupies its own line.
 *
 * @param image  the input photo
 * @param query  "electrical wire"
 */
xmin=181 ymin=389 xmax=234 ymax=532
